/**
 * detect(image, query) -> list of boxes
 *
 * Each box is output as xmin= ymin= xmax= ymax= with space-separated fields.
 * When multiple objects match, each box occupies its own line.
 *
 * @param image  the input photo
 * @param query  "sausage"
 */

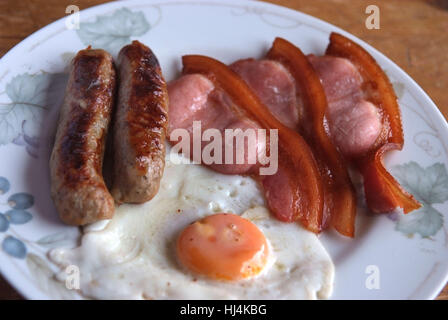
xmin=50 ymin=48 xmax=116 ymax=225
xmin=111 ymin=41 xmax=168 ymax=204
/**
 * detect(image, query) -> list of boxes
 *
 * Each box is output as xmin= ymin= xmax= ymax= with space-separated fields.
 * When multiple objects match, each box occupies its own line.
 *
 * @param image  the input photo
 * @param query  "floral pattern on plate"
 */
xmin=0 ymin=72 xmax=65 ymax=157
xmin=390 ymin=162 xmax=447 ymax=238
xmin=77 ymin=8 xmax=151 ymax=53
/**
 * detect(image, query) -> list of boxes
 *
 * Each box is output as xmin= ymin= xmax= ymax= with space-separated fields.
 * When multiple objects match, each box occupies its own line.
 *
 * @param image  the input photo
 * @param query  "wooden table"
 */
xmin=0 ymin=0 xmax=447 ymax=300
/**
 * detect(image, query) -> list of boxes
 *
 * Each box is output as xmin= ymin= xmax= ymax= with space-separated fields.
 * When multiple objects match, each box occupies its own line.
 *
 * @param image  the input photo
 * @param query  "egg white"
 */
xmin=49 ymin=149 xmax=334 ymax=299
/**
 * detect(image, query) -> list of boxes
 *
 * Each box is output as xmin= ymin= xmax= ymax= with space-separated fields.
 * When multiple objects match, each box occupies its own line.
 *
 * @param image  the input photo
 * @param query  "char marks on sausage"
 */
xmin=111 ymin=40 xmax=168 ymax=204
xmin=50 ymin=48 xmax=116 ymax=225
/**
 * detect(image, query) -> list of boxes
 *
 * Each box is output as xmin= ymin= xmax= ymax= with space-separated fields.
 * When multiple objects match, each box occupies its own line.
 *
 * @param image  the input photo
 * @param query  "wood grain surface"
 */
xmin=0 ymin=0 xmax=447 ymax=300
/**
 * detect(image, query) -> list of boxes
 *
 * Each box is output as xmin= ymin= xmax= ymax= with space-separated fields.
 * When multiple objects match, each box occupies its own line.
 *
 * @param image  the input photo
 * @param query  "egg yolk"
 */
xmin=176 ymin=213 xmax=269 ymax=281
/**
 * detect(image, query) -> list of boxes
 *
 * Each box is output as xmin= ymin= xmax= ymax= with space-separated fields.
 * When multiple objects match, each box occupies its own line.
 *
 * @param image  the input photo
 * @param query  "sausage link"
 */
xmin=50 ymin=48 xmax=116 ymax=225
xmin=111 ymin=41 xmax=168 ymax=203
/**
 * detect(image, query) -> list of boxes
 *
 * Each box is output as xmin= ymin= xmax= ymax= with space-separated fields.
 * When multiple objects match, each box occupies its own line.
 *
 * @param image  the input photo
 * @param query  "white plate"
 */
xmin=0 ymin=0 xmax=447 ymax=300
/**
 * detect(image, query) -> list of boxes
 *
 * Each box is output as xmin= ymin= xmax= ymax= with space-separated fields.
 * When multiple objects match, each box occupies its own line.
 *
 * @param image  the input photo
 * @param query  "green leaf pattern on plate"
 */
xmin=391 ymin=162 xmax=447 ymax=237
xmin=0 ymin=72 xmax=66 ymax=157
xmin=76 ymin=8 xmax=150 ymax=53
xmin=0 ymin=73 xmax=50 ymax=145
xmin=36 ymin=230 xmax=79 ymax=249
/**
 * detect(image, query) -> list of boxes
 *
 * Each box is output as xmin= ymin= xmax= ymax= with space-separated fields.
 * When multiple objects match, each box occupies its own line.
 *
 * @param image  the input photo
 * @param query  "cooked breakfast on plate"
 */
xmin=47 ymin=33 xmax=420 ymax=300
xmin=50 ymin=152 xmax=334 ymax=299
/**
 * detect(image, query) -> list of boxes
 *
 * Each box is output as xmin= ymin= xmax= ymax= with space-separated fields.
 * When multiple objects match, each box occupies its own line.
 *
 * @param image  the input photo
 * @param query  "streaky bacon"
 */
xmin=266 ymin=37 xmax=357 ymax=237
xmin=325 ymin=32 xmax=421 ymax=214
xmin=229 ymin=59 xmax=300 ymax=130
xmin=167 ymin=74 xmax=264 ymax=175
xmin=182 ymin=55 xmax=324 ymax=233
xmin=308 ymin=55 xmax=383 ymax=157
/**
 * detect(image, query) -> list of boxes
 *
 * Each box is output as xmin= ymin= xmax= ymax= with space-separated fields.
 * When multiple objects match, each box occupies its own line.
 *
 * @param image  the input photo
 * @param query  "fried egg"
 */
xmin=49 ymin=150 xmax=334 ymax=299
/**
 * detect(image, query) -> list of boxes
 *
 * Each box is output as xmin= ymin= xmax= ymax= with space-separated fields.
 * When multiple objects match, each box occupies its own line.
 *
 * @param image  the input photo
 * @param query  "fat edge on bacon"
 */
xmin=267 ymin=38 xmax=358 ymax=237
xmin=325 ymin=32 xmax=421 ymax=214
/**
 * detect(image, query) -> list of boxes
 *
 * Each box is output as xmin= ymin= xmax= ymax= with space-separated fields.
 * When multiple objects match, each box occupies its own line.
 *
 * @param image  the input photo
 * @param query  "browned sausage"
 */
xmin=50 ymin=48 xmax=116 ymax=225
xmin=111 ymin=41 xmax=168 ymax=204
